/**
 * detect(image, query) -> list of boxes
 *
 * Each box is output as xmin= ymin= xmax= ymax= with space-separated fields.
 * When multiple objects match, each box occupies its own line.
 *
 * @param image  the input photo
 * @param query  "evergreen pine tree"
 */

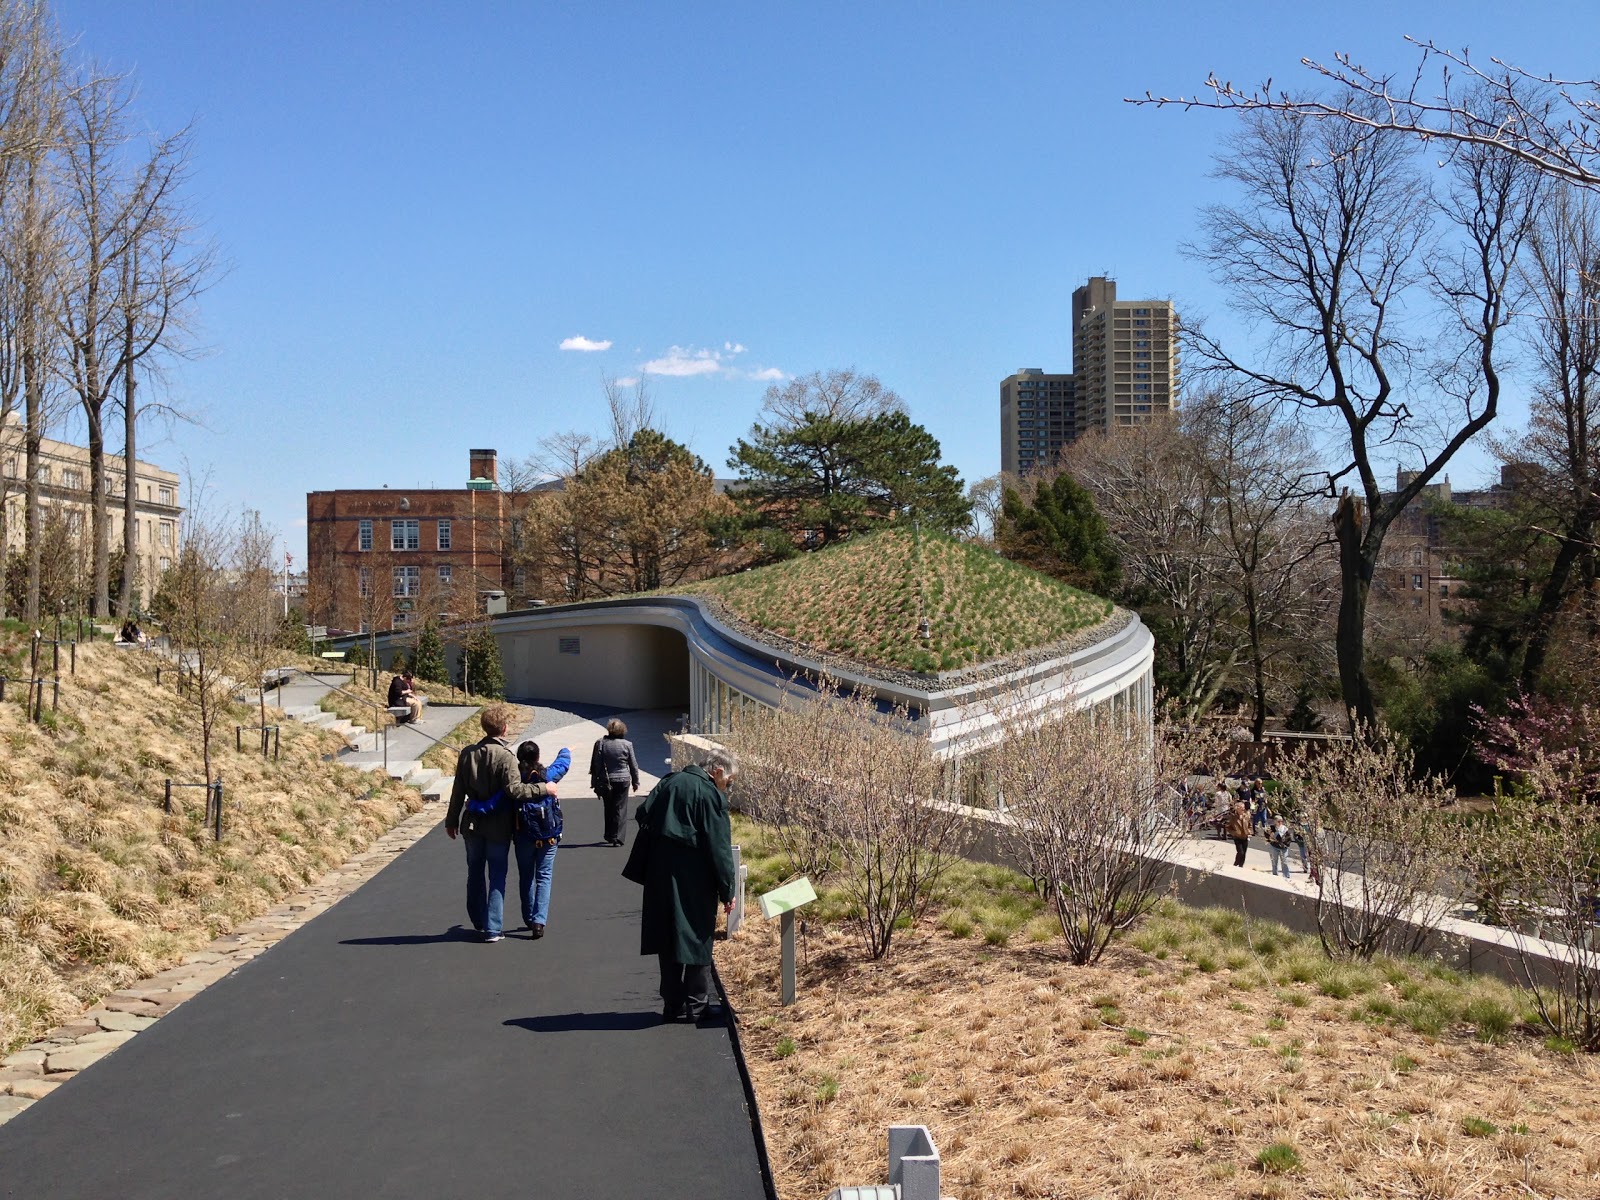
xmin=411 ymin=619 xmax=447 ymax=683
xmin=458 ymin=626 xmax=506 ymax=699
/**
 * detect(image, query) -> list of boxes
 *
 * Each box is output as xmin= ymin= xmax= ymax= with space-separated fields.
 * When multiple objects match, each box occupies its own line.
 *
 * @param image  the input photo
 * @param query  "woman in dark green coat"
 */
xmin=634 ymin=750 xmax=737 ymax=1022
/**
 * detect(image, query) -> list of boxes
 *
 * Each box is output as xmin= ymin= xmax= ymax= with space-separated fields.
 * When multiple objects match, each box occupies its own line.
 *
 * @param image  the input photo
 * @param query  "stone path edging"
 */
xmin=0 ymin=805 xmax=445 ymax=1126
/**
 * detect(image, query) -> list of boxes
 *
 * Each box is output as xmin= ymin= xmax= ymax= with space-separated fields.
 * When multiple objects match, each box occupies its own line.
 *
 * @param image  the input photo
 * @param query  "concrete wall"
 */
xmin=498 ymin=621 xmax=690 ymax=711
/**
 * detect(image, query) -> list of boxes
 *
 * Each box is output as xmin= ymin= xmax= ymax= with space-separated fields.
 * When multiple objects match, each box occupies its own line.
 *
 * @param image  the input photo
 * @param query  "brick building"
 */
xmin=305 ymin=449 xmax=512 ymax=633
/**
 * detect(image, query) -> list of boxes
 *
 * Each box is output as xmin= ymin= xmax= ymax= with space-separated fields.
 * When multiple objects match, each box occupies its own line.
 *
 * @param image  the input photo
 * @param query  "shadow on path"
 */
xmin=505 ymin=1012 xmax=661 ymax=1033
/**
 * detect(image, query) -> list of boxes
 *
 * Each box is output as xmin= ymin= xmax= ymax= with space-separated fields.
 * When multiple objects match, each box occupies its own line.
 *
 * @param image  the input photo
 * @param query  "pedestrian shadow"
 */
xmin=340 ymin=926 xmax=481 ymax=946
xmin=504 ymin=1012 xmax=660 ymax=1033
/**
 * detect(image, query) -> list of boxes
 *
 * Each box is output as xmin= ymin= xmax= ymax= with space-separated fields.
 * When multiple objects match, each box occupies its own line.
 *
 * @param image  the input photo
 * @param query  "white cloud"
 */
xmin=749 ymin=367 xmax=786 ymax=382
xmin=642 ymin=345 xmax=726 ymax=377
xmin=560 ymin=335 xmax=613 ymax=352
xmin=723 ymin=342 xmax=747 ymax=354
xmin=613 ymin=376 xmax=639 ymax=387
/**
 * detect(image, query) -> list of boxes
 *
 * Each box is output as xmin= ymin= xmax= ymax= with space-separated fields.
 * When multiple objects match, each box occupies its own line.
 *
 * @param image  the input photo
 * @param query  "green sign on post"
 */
xmin=758 ymin=877 xmax=816 ymax=1006
xmin=758 ymin=876 xmax=816 ymax=919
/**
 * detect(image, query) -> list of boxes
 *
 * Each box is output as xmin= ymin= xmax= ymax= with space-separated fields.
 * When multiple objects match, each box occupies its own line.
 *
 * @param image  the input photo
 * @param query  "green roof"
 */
xmin=666 ymin=528 xmax=1116 ymax=675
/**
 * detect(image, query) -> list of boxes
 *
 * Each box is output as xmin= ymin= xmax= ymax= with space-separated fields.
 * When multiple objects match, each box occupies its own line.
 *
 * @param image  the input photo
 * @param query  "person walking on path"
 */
xmin=1266 ymin=815 xmax=1294 ymax=879
xmin=514 ymin=741 xmax=570 ymax=939
xmin=591 ymin=719 xmax=641 ymax=847
xmin=445 ymin=704 xmax=556 ymax=942
xmin=1224 ymin=797 xmax=1252 ymax=869
xmin=629 ymin=748 xmax=737 ymax=1023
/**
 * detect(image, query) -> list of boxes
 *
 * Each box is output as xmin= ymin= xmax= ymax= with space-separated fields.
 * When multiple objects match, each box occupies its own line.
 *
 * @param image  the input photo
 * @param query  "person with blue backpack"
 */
xmin=445 ymin=704 xmax=558 ymax=943
xmin=514 ymin=740 xmax=570 ymax=939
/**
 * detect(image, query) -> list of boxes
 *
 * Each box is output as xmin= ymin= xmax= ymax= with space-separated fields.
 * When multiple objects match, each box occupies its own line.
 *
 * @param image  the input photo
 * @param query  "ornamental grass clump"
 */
xmin=0 ymin=638 xmax=426 ymax=1054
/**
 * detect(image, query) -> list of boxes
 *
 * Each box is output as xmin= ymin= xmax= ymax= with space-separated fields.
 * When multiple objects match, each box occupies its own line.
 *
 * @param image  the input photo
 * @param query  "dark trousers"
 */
xmin=1232 ymin=837 xmax=1249 ymax=868
xmin=658 ymin=954 xmax=712 ymax=1017
xmin=601 ymin=780 xmax=630 ymax=844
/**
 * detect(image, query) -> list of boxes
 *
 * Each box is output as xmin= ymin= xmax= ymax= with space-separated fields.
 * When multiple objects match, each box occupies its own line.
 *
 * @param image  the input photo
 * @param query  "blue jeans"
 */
xmin=463 ymin=833 xmax=510 ymax=935
xmin=514 ymin=833 xmax=558 ymax=929
xmin=1268 ymin=844 xmax=1292 ymax=879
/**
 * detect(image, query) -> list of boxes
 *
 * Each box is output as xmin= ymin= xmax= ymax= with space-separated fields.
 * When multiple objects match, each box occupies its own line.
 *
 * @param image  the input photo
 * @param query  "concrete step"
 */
xmin=281 ymin=705 xmax=323 ymax=722
xmin=408 ymin=768 xmax=443 ymax=794
xmin=301 ymin=711 xmax=338 ymax=729
xmin=421 ymin=774 xmax=453 ymax=804
xmin=385 ymin=760 xmax=424 ymax=782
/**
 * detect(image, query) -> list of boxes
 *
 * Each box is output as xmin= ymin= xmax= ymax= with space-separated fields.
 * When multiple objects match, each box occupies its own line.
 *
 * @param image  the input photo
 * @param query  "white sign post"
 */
xmin=758 ymin=877 xmax=817 ymax=1005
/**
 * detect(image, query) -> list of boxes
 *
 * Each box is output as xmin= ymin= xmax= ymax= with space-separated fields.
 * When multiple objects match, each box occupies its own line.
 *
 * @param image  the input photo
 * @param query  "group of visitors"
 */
xmin=1200 ymin=777 xmax=1313 ymax=881
xmin=446 ymin=705 xmax=738 ymax=1023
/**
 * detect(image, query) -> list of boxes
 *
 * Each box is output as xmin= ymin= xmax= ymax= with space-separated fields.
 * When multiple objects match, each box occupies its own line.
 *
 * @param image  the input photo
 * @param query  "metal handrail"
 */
xmin=270 ymin=666 xmax=474 ymax=769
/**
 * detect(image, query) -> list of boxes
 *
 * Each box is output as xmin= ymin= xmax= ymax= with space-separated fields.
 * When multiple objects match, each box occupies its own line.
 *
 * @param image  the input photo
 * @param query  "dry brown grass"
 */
xmin=0 ymin=636 xmax=431 ymax=1054
xmin=722 ymin=902 xmax=1600 ymax=1198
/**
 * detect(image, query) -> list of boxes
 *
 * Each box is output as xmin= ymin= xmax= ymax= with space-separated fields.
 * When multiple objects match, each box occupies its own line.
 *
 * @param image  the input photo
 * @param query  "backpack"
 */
xmin=519 ymin=793 xmax=564 ymax=843
xmin=518 ymin=747 xmax=571 ymax=844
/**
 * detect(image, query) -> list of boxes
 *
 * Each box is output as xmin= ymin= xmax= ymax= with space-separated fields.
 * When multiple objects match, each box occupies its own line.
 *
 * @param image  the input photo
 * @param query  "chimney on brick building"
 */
xmin=468 ymin=448 xmax=498 ymax=487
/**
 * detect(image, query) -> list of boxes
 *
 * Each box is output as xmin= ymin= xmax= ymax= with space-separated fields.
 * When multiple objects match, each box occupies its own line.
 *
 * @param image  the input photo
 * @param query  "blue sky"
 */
xmin=49 ymin=1 xmax=1597 ymax=563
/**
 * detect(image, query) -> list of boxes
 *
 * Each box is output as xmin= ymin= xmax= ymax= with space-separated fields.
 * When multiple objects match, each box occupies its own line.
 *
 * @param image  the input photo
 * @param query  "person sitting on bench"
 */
xmin=387 ymin=670 xmax=424 ymax=724
xmin=118 ymin=619 xmax=145 ymax=646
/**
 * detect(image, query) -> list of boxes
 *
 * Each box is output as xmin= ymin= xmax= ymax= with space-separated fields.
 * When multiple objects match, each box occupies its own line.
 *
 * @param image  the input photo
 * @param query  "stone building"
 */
xmin=0 ymin=411 xmax=182 ymax=609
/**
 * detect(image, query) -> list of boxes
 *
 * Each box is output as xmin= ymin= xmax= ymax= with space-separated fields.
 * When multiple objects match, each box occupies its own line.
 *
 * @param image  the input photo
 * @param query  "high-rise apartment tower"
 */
xmin=999 ymin=276 xmax=1179 ymax=476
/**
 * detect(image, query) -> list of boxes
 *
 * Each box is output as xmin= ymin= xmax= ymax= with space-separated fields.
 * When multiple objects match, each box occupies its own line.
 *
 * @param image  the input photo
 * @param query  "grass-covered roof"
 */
xmin=667 ymin=528 xmax=1116 ymax=674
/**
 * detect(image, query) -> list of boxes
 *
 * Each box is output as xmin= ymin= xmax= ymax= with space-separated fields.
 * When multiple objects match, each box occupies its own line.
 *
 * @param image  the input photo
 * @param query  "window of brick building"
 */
xmin=391 ymin=519 xmax=419 ymax=551
xmin=393 ymin=565 xmax=421 ymax=597
xmin=358 ymin=519 xmax=373 ymax=551
xmin=438 ymin=565 xmax=453 ymax=585
xmin=358 ymin=567 xmax=372 ymax=598
xmin=437 ymin=519 xmax=452 ymax=550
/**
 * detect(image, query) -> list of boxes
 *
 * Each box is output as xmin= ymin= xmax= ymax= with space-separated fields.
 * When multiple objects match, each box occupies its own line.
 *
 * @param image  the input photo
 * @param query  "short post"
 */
xmin=69 ymin=640 xmax=75 ymax=674
xmin=780 ymin=911 xmax=796 ymax=1004
xmin=236 ymin=725 xmax=243 ymax=753
xmin=758 ymin=877 xmax=817 ymax=1007
xmin=164 ymin=779 xmax=173 ymax=813
xmin=212 ymin=778 xmax=223 ymax=840
xmin=51 ymin=679 xmax=58 ymax=710
xmin=0 ymin=675 xmax=6 ymax=702
xmin=727 ymin=845 xmax=747 ymax=935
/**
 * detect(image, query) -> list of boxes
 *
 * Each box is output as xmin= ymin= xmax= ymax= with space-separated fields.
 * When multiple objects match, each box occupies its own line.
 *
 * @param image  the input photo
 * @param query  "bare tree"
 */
xmin=1187 ymin=393 xmax=1335 ymax=739
xmin=226 ymin=509 xmax=280 ymax=736
xmin=1138 ymin=39 xmax=1600 ymax=190
xmin=158 ymin=497 xmax=232 ymax=792
xmin=1287 ymin=726 xmax=1463 ymax=960
xmin=989 ymin=696 xmax=1219 ymax=966
xmin=1181 ymin=96 xmax=1540 ymax=726
xmin=1059 ymin=418 xmax=1239 ymax=718
xmin=1469 ymin=706 xmax=1600 ymax=1051
xmin=602 ymin=372 xmax=655 ymax=450
xmin=1498 ymin=187 xmax=1600 ymax=692
xmin=728 ymin=677 xmax=971 ymax=961
xmin=56 ymin=66 xmax=195 ymax=617
xmin=757 ymin=366 xmax=906 ymax=428
xmin=0 ymin=2 xmax=64 ymax=623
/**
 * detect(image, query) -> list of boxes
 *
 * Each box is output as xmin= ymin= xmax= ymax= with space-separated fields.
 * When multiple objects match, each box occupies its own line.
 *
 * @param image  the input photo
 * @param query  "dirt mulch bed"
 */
xmin=719 ymin=920 xmax=1600 ymax=1200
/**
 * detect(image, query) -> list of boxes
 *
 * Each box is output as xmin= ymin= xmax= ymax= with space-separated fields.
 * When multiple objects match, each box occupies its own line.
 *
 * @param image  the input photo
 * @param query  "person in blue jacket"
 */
xmin=515 ymin=741 xmax=570 ymax=939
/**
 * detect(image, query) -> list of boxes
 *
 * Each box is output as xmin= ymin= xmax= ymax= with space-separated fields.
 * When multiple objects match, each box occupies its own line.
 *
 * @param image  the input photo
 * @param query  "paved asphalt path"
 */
xmin=0 ymin=706 xmax=768 ymax=1200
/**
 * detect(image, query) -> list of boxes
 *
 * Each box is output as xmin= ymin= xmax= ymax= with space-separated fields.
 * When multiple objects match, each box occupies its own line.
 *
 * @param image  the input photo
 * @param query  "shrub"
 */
xmin=1255 ymin=1143 xmax=1302 ymax=1174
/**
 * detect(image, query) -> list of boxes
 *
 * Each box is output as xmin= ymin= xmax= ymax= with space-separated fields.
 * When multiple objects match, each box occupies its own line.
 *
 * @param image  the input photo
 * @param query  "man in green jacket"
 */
xmin=446 ymin=704 xmax=555 ymax=942
xmin=635 ymin=747 xmax=737 ymax=1022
